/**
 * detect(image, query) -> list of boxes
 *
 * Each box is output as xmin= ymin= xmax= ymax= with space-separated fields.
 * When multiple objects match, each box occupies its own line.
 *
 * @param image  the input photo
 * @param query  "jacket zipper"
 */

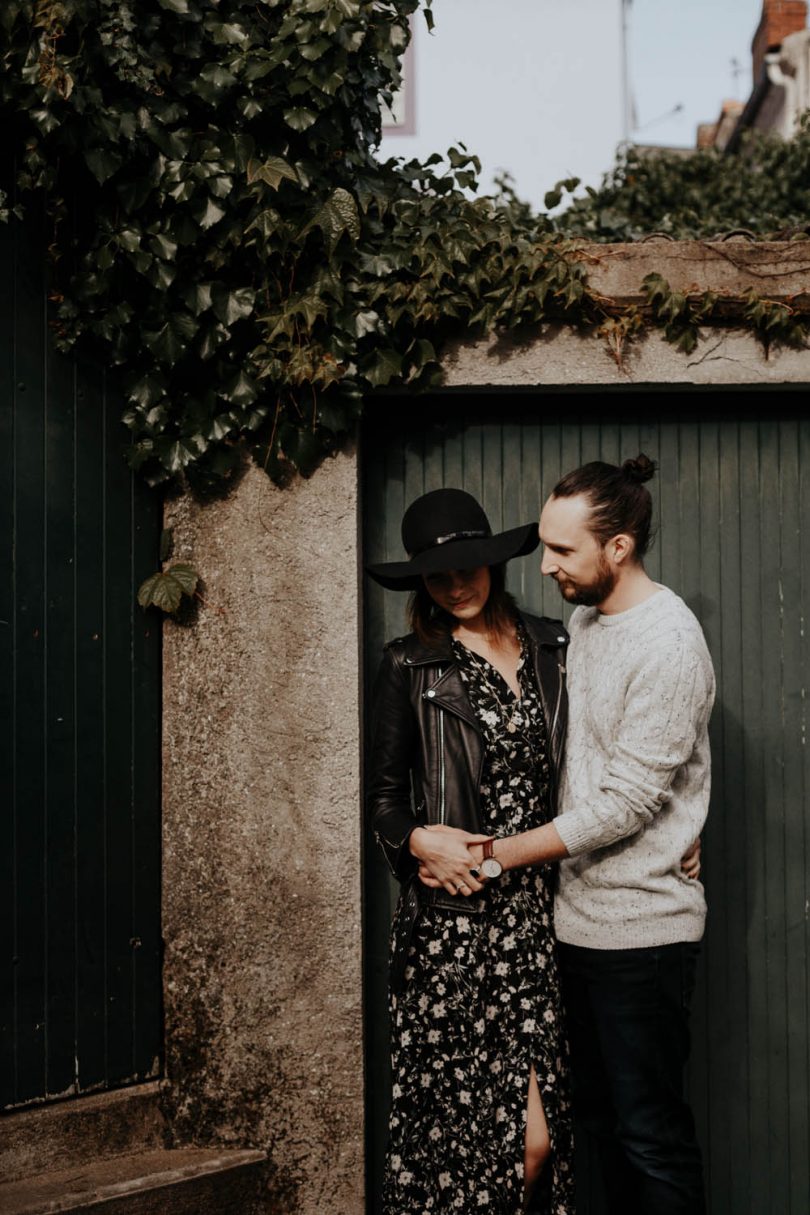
xmin=550 ymin=660 xmax=565 ymax=749
xmin=437 ymin=665 xmax=446 ymax=824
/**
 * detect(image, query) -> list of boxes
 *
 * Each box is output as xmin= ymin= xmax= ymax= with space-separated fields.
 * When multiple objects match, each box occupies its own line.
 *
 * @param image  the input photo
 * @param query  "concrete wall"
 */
xmin=444 ymin=240 xmax=810 ymax=389
xmin=443 ymin=321 xmax=810 ymax=388
xmin=161 ymin=451 xmax=364 ymax=1215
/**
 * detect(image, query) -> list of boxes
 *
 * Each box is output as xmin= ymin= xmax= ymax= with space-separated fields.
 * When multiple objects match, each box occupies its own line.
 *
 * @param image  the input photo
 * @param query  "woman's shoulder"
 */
xmin=382 ymin=631 xmax=453 ymax=665
xmin=382 ymin=632 xmax=415 ymax=656
xmin=517 ymin=609 xmax=569 ymax=647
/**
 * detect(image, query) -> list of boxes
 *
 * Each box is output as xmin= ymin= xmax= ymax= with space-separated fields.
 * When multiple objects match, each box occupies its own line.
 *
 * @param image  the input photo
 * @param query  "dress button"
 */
xmin=557 ymin=635 xmax=566 ymax=643
xmin=426 ymin=689 xmax=436 ymax=698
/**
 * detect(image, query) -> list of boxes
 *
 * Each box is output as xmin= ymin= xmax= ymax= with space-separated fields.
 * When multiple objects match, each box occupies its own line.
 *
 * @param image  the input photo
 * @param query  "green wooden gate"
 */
xmin=0 ymin=206 xmax=163 ymax=1109
xmin=362 ymin=393 xmax=810 ymax=1215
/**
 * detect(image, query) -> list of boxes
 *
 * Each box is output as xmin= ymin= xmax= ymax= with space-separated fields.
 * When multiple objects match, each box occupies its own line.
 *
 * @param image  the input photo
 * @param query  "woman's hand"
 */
xmin=409 ymin=824 xmax=491 ymax=896
xmin=681 ymin=836 xmax=701 ymax=881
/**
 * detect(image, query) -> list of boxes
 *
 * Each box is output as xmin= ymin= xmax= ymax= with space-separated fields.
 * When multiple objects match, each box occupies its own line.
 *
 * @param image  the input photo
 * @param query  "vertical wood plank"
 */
xmin=778 ymin=418 xmax=809 ymax=1211
xmin=715 ymin=419 xmax=748 ymax=1214
xmin=44 ymin=333 xmax=77 ymax=1098
xmin=131 ymin=465 xmax=162 ymax=1080
xmin=102 ymin=383 xmax=136 ymax=1085
xmin=638 ymin=413 xmax=662 ymax=585
xmin=760 ymin=419 xmax=789 ymax=1211
xmin=501 ymin=421 xmax=525 ymax=602
xmin=739 ymin=419 xmax=769 ymax=1214
xmin=0 ymin=200 xmax=17 ymax=1109
xmin=691 ymin=419 xmax=721 ymax=1174
xmin=74 ymin=360 xmax=107 ymax=1090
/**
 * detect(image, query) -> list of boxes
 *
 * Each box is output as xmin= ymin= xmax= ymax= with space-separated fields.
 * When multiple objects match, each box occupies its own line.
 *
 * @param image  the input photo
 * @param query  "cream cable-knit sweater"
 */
xmin=553 ymin=585 xmax=716 ymax=949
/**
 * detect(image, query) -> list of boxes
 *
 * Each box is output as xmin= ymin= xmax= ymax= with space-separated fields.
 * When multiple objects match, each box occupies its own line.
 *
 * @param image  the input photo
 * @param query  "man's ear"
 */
xmin=609 ymin=532 xmax=635 ymax=566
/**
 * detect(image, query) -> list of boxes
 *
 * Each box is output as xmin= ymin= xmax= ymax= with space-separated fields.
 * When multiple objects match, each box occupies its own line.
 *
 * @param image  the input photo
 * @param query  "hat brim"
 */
xmin=365 ymin=521 xmax=540 ymax=591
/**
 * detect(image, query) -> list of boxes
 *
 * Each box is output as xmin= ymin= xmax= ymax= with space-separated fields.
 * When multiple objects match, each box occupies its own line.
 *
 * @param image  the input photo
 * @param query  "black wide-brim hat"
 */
xmin=365 ymin=488 xmax=540 ymax=591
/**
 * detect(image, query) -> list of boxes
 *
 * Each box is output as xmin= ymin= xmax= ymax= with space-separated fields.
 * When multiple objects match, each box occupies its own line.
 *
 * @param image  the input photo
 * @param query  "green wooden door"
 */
xmin=1 ymin=205 xmax=163 ymax=1108
xmin=362 ymin=394 xmax=810 ymax=1215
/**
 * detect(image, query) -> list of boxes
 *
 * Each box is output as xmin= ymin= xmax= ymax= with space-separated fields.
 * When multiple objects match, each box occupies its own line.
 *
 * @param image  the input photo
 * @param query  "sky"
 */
xmin=629 ymin=0 xmax=764 ymax=147
xmin=379 ymin=0 xmax=776 ymax=208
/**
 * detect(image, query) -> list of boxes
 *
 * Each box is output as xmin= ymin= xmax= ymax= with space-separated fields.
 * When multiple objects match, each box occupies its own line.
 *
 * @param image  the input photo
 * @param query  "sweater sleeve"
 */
xmin=553 ymin=635 xmax=714 ymax=856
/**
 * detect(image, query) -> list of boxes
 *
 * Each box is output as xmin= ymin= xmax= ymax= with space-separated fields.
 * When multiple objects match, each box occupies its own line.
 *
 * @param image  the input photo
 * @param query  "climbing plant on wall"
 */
xmin=2 ymin=0 xmax=809 ymax=492
xmin=553 ymin=121 xmax=810 ymax=242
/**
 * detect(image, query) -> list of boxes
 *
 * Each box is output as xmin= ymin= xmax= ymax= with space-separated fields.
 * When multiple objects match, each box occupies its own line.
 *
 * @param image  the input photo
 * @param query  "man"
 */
xmin=488 ymin=453 xmax=714 ymax=1213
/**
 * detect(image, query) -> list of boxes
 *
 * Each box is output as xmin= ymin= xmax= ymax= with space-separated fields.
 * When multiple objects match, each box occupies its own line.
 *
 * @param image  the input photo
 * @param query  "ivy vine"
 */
xmin=2 ymin=1 xmax=809 ymax=494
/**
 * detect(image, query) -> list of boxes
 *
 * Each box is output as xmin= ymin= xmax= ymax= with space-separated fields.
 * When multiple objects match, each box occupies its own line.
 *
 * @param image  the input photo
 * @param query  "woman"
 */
xmin=366 ymin=487 xmax=574 ymax=1215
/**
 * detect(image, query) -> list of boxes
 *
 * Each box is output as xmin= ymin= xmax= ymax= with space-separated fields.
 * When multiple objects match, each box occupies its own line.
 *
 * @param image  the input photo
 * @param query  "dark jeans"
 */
xmin=558 ymin=940 xmax=706 ymax=1215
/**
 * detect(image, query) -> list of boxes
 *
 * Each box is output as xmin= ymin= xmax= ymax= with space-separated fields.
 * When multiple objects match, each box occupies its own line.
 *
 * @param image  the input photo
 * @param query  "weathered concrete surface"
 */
xmin=443 ymin=323 xmax=810 ymax=388
xmin=0 ymin=1084 xmax=165 ymax=1183
xmin=161 ymin=451 xmax=363 ymax=1215
xmin=0 ymin=1148 xmax=265 ymax=1215
xmin=584 ymin=238 xmax=810 ymax=301
xmin=444 ymin=239 xmax=810 ymax=389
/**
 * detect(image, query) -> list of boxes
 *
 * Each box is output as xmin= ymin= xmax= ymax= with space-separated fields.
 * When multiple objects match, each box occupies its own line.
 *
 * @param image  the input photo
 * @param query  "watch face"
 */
xmin=481 ymin=857 xmax=502 ymax=880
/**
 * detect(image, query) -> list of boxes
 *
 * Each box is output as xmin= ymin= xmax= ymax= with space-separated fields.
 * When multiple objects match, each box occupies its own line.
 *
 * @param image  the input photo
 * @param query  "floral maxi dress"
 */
xmin=383 ymin=630 xmax=574 ymax=1214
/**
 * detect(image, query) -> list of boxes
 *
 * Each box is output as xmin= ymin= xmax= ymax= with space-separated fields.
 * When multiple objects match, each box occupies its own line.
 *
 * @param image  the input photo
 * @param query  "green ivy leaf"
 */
xmin=211 ymin=284 xmax=256 ymax=325
xmin=223 ymin=369 xmax=259 ymax=406
xmin=207 ymin=20 xmax=249 ymax=45
xmin=362 ymin=348 xmax=402 ymax=387
xmin=137 ymin=563 xmax=199 ymax=613
xmin=283 ymin=107 xmax=317 ymax=132
xmin=247 ymin=156 xmax=299 ymax=190
xmin=306 ymin=187 xmax=360 ymax=254
xmin=195 ymin=197 xmax=226 ymax=229
xmin=150 ymin=233 xmax=179 ymax=261
xmin=85 ymin=147 xmax=122 ymax=185
xmin=128 ymin=375 xmax=166 ymax=410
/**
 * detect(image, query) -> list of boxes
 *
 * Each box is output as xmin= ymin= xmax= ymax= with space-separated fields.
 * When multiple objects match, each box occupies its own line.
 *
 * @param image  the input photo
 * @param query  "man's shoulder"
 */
xmin=643 ymin=587 xmax=709 ymax=644
xmin=563 ymin=605 xmax=598 ymax=640
xmin=632 ymin=589 xmax=714 ymax=680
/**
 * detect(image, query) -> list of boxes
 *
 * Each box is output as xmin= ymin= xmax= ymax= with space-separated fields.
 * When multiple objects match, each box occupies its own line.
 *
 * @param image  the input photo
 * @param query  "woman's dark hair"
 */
xmin=408 ymin=562 xmax=518 ymax=647
xmin=552 ymin=453 xmax=657 ymax=559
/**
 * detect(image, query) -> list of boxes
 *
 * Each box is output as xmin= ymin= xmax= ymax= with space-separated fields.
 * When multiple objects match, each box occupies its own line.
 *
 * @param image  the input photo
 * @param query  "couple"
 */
xmin=366 ymin=455 xmax=715 ymax=1215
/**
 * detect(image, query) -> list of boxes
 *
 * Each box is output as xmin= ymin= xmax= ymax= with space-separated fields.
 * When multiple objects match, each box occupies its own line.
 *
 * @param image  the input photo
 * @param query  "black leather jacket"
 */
xmin=367 ymin=612 xmax=569 ymax=967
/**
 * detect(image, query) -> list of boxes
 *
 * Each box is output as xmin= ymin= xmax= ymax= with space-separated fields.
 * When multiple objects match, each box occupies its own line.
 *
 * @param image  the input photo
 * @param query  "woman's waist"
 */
xmin=416 ymin=867 xmax=554 ymax=914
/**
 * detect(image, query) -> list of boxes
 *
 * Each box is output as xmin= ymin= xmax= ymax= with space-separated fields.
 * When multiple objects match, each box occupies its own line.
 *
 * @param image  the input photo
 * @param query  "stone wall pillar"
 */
xmin=161 ymin=450 xmax=364 ymax=1215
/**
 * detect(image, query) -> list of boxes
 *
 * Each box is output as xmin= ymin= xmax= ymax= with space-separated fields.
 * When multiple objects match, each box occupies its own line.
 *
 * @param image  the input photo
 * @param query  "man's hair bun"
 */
xmin=622 ymin=453 xmax=656 ymax=484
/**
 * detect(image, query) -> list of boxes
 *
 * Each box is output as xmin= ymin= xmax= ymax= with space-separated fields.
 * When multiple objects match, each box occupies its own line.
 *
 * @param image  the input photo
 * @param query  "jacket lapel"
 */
xmin=401 ymin=635 xmax=481 ymax=731
xmin=426 ymin=666 xmax=481 ymax=731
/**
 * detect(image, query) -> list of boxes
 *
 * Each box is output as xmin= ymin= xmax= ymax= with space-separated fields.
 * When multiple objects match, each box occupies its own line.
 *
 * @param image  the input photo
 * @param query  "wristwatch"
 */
xmin=480 ymin=838 xmax=503 ymax=881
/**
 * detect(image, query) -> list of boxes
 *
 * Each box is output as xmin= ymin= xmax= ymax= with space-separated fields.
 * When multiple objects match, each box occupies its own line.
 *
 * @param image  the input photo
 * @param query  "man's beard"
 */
xmin=556 ymin=553 xmax=617 ymax=607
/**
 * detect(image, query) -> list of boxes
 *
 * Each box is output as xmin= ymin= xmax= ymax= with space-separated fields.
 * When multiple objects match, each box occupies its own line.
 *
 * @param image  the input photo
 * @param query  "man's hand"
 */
xmin=681 ymin=837 xmax=701 ymax=881
xmin=409 ymin=824 xmax=491 ymax=896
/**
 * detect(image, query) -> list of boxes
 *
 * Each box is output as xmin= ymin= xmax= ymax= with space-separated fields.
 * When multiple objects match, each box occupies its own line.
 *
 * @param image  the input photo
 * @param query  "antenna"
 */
xmin=636 ymin=103 xmax=685 ymax=133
